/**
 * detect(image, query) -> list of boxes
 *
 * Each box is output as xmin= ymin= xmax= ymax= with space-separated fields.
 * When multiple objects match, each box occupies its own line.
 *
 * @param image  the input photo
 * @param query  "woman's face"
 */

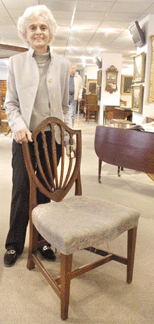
xmin=24 ymin=15 xmax=51 ymax=53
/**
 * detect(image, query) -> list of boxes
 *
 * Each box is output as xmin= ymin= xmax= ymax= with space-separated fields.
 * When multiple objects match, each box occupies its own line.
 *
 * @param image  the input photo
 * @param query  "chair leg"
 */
xmin=127 ymin=227 xmax=137 ymax=284
xmin=96 ymin=111 xmax=98 ymax=122
xmin=60 ymin=253 xmax=72 ymax=320
xmin=27 ymin=222 xmax=38 ymax=270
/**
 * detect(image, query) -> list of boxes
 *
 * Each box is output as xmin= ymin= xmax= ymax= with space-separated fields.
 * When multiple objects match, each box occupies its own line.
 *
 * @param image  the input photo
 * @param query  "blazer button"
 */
xmin=52 ymin=108 xmax=56 ymax=112
xmin=49 ymin=78 xmax=52 ymax=83
xmin=51 ymin=94 xmax=55 ymax=98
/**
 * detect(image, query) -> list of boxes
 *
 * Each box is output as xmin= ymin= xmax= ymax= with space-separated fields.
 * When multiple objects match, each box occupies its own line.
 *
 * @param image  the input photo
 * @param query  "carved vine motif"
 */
xmin=105 ymin=65 xmax=118 ymax=94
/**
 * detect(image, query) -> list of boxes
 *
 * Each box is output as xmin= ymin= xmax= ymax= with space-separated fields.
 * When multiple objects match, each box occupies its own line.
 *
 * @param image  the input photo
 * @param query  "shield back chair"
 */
xmin=22 ymin=117 xmax=140 ymax=321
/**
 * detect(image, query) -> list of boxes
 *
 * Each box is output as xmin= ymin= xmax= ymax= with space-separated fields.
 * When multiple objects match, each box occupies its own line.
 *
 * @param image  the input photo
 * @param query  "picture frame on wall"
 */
xmin=133 ymin=52 xmax=145 ymax=83
xmin=105 ymin=65 xmax=118 ymax=94
xmin=121 ymin=75 xmax=133 ymax=95
xmin=132 ymin=84 xmax=143 ymax=114
xmin=148 ymin=36 xmax=154 ymax=102
xmin=87 ymin=79 xmax=97 ymax=94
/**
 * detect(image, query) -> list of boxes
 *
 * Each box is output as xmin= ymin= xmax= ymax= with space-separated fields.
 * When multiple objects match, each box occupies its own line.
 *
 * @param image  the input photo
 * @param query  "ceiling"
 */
xmin=0 ymin=0 xmax=154 ymax=72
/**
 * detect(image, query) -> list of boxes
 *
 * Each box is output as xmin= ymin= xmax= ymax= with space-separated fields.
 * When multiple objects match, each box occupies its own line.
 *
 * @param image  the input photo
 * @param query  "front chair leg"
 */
xmin=60 ymin=253 xmax=72 ymax=320
xmin=127 ymin=227 xmax=137 ymax=284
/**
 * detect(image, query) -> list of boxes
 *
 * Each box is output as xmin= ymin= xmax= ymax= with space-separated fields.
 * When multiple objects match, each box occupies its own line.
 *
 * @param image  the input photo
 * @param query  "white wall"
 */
xmin=85 ymin=66 xmax=97 ymax=80
xmin=99 ymin=53 xmax=122 ymax=124
xmin=120 ymin=94 xmax=132 ymax=107
xmin=133 ymin=15 xmax=154 ymax=124
xmin=79 ymin=67 xmax=85 ymax=83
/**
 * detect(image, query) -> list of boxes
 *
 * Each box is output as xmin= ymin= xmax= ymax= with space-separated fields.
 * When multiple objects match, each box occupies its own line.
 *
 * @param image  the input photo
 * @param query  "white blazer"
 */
xmin=5 ymin=47 xmax=71 ymax=143
xmin=73 ymin=72 xmax=83 ymax=101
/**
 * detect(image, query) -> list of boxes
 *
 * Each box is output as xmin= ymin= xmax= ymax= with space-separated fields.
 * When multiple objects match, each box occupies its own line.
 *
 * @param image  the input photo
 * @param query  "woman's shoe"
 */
xmin=39 ymin=245 xmax=56 ymax=261
xmin=4 ymin=248 xmax=18 ymax=267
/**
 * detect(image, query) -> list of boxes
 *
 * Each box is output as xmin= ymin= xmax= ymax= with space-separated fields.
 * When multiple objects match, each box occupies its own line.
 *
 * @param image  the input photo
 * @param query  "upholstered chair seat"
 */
xmin=32 ymin=196 xmax=139 ymax=255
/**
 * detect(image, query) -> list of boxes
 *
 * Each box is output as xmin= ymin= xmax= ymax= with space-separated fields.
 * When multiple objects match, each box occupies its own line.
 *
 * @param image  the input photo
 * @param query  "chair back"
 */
xmin=22 ymin=117 xmax=82 ymax=207
xmin=85 ymin=94 xmax=99 ymax=122
xmin=86 ymin=94 xmax=97 ymax=105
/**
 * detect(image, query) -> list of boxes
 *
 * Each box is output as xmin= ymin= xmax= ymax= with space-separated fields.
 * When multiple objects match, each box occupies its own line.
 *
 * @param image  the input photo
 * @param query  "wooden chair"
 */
xmin=79 ymin=88 xmax=86 ymax=115
xmin=120 ymin=98 xmax=127 ymax=106
xmin=85 ymin=94 xmax=99 ymax=122
xmin=22 ymin=117 xmax=140 ymax=320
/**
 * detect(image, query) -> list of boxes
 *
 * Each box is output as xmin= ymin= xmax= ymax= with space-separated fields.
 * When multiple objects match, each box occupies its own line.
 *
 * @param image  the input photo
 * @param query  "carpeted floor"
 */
xmin=0 ymin=117 xmax=154 ymax=324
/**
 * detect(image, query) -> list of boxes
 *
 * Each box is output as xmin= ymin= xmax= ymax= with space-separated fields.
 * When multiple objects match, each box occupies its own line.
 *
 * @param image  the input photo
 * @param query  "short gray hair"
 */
xmin=70 ymin=63 xmax=76 ymax=68
xmin=17 ymin=5 xmax=57 ymax=47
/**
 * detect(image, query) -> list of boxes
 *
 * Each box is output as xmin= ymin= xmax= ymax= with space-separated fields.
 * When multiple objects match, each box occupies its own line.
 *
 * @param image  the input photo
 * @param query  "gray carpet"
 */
xmin=0 ymin=118 xmax=154 ymax=324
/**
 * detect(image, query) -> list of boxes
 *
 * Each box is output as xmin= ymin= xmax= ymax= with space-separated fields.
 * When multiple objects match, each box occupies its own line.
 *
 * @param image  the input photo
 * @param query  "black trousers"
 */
xmin=5 ymin=132 xmax=61 ymax=253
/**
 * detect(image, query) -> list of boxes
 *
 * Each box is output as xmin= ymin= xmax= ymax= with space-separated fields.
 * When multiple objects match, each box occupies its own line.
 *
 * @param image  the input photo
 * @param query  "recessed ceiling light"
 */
xmin=99 ymin=28 xmax=123 ymax=34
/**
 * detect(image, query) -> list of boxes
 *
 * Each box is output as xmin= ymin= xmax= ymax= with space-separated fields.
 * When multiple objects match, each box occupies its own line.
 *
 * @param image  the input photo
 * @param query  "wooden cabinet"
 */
xmin=104 ymin=105 xmax=132 ymax=124
xmin=0 ymin=80 xmax=10 ymax=133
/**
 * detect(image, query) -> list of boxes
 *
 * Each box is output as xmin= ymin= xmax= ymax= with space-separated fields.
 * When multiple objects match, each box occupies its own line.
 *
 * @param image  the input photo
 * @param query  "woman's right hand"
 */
xmin=14 ymin=128 xmax=33 ymax=143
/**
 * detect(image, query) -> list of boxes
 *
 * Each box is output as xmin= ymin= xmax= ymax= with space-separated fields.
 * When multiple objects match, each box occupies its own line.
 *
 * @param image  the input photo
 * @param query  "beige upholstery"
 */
xmin=32 ymin=196 xmax=139 ymax=255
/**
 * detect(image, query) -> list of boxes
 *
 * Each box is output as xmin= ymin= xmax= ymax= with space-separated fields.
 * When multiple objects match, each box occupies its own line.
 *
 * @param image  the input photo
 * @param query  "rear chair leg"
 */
xmin=27 ymin=223 xmax=38 ymax=270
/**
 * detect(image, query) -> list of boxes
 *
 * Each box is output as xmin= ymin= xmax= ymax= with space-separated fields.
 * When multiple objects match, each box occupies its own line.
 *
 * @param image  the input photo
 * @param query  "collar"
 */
xmin=70 ymin=72 xmax=78 ymax=77
xmin=28 ymin=46 xmax=54 ymax=59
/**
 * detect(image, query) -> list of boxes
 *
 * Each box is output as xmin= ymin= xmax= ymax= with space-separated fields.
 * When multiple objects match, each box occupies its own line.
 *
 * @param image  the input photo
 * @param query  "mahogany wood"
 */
xmin=0 ymin=43 xmax=28 ymax=52
xmin=95 ymin=126 xmax=154 ymax=183
xmin=104 ymin=106 xmax=132 ymax=123
xmin=60 ymin=254 xmax=72 ymax=320
xmin=22 ymin=118 xmax=139 ymax=320
xmin=127 ymin=228 xmax=137 ymax=283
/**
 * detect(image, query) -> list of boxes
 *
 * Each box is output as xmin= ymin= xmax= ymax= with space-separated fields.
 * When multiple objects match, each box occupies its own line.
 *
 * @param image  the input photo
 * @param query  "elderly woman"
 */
xmin=4 ymin=5 xmax=71 ymax=267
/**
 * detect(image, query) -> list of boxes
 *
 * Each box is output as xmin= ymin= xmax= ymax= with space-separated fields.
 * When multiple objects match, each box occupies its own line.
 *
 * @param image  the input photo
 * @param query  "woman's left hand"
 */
xmin=14 ymin=127 xmax=33 ymax=143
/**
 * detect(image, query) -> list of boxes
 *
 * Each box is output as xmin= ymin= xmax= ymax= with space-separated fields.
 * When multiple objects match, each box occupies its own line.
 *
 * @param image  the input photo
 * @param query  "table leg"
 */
xmin=98 ymin=159 xmax=102 ymax=183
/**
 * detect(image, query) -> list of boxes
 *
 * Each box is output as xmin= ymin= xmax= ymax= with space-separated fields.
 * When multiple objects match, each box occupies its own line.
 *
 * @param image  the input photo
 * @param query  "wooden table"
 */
xmin=95 ymin=126 xmax=154 ymax=183
xmin=104 ymin=106 xmax=132 ymax=124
